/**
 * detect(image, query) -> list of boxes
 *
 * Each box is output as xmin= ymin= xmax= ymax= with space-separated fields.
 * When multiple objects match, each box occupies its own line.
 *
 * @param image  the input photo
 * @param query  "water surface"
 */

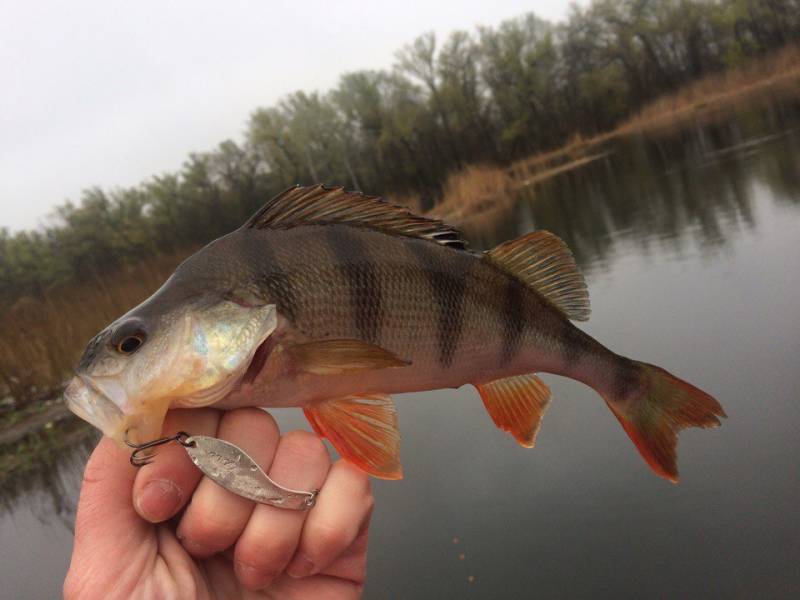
xmin=2 ymin=113 xmax=799 ymax=599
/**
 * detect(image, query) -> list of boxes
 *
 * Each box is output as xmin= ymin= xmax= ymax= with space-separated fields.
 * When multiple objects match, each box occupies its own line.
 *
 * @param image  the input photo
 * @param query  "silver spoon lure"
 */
xmin=126 ymin=432 xmax=318 ymax=511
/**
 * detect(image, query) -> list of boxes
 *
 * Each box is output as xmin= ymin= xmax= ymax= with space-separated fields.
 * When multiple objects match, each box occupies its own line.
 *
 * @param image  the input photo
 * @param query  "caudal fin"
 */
xmin=604 ymin=361 xmax=725 ymax=483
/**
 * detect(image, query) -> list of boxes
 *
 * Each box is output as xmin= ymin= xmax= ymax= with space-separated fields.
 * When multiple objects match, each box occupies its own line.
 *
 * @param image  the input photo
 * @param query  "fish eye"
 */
xmin=117 ymin=335 xmax=144 ymax=354
xmin=111 ymin=318 xmax=148 ymax=355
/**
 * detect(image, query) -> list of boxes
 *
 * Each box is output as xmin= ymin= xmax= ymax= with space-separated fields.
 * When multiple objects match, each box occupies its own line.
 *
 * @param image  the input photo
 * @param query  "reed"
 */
xmin=0 ymin=252 xmax=189 ymax=407
xmin=433 ymin=165 xmax=515 ymax=221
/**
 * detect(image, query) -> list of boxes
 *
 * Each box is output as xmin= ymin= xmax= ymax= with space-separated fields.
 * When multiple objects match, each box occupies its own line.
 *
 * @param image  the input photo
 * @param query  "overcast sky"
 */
xmin=1 ymin=0 xmax=576 ymax=232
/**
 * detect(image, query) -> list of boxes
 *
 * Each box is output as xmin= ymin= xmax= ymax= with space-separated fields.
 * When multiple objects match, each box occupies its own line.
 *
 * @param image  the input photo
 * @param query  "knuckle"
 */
xmin=362 ymin=489 xmax=376 ymax=514
xmin=351 ymin=469 xmax=373 ymax=502
xmin=183 ymin=504 xmax=240 ymax=545
xmin=237 ymin=534 xmax=296 ymax=573
xmin=279 ymin=430 xmax=328 ymax=466
xmin=335 ymin=460 xmax=374 ymax=508
xmin=309 ymin=520 xmax=349 ymax=555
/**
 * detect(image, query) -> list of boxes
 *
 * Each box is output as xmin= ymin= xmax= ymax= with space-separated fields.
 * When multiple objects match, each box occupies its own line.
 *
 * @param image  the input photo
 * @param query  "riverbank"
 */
xmin=0 ymin=400 xmax=72 ymax=446
xmin=0 ymin=409 xmax=91 ymax=488
xmin=0 ymin=393 xmax=91 ymax=484
xmin=431 ymin=43 xmax=800 ymax=226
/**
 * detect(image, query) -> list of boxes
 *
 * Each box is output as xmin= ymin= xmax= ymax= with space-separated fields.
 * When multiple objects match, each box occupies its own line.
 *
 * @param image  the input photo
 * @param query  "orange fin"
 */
xmin=603 ymin=361 xmax=726 ymax=483
xmin=485 ymin=231 xmax=590 ymax=321
xmin=475 ymin=373 xmax=551 ymax=447
xmin=304 ymin=393 xmax=403 ymax=480
xmin=288 ymin=339 xmax=410 ymax=375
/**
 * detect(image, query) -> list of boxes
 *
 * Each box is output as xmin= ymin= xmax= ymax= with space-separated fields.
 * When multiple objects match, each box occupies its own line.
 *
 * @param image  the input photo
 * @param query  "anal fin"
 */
xmin=475 ymin=373 xmax=551 ymax=448
xmin=304 ymin=393 xmax=403 ymax=480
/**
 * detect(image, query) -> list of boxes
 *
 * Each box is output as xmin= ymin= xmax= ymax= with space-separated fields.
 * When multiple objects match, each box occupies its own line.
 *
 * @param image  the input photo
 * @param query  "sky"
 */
xmin=1 ymin=0 xmax=577 ymax=232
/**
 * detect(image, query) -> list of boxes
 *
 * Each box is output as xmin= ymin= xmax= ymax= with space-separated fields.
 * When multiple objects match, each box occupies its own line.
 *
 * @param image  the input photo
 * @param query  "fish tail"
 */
xmin=601 ymin=359 xmax=725 ymax=482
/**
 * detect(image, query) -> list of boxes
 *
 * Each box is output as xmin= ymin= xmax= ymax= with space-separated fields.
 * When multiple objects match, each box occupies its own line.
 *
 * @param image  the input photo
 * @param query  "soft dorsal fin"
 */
xmin=244 ymin=184 xmax=467 ymax=249
xmin=485 ymin=231 xmax=590 ymax=321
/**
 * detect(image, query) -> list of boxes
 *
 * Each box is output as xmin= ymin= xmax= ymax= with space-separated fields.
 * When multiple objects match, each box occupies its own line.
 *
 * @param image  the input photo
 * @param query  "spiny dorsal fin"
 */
xmin=245 ymin=184 xmax=467 ymax=249
xmin=485 ymin=231 xmax=590 ymax=321
xmin=304 ymin=393 xmax=403 ymax=480
xmin=475 ymin=373 xmax=551 ymax=448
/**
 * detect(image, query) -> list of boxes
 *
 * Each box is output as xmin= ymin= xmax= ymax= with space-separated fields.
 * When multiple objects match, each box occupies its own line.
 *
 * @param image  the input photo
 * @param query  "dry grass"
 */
xmin=0 ymin=252 xmax=189 ymax=405
xmin=432 ymin=152 xmax=610 ymax=229
xmin=433 ymin=43 xmax=800 ymax=227
xmin=620 ymin=44 xmax=800 ymax=136
xmin=433 ymin=165 xmax=515 ymax=221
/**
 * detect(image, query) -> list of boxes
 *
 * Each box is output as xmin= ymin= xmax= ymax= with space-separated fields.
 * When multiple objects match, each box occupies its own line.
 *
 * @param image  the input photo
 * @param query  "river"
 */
xmin=2 ymin=106 xmax=799 ymax=598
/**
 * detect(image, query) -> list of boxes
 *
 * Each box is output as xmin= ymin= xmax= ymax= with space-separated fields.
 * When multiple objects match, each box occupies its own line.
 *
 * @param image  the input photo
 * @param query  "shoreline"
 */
xmin=431 ymin=44 xmax=800 ymax=226
xmin=0 ymin=400 xmax=72 ymax=447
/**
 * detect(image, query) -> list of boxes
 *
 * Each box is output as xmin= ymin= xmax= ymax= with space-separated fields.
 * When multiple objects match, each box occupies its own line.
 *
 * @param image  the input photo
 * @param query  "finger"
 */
xmin=320 ymin=522 xmax=370 ymax=585
xmin=286 ymin=460 xmax=373 ymax=579
xmin=132 ymin=408 xmax=220 ymax=523
xmin=176 ymin=408 xmax=280 ymax=558
xmin=67 ymin=437 xmax=149 ymax=595
xmin=253 ymin=575 xmax=364 ymax=599
xmin=234 ymin=430 xmax=331 ymax=590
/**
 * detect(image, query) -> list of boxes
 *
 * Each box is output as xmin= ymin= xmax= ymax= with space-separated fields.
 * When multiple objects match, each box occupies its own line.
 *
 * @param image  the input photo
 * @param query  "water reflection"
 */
xmin=0 ymin=422 xmax=96 ymax=530
xmin=467 ymin=112 xmax=800 ymax=277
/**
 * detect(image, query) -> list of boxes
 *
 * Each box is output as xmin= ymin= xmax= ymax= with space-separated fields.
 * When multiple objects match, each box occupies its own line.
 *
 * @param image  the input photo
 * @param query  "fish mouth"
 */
xmin=65 ymin=374 xmax=169 ymax=445
xmin=64 ymin=374 xmax=127 ymax=441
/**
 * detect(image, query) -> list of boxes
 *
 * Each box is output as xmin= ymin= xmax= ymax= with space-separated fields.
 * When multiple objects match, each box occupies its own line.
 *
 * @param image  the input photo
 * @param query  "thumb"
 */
xmin=67 ymin=437 xmax=153 ymax=595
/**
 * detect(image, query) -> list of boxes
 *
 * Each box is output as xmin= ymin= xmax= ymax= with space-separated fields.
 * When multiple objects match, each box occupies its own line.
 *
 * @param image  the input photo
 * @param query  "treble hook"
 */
xmin=125 ymin=431 xmax=195 ymax=467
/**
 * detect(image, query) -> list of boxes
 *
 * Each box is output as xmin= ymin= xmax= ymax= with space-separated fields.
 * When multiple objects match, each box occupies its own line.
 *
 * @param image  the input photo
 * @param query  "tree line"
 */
xmin=2 ymin=0 xmax=798 ymax=306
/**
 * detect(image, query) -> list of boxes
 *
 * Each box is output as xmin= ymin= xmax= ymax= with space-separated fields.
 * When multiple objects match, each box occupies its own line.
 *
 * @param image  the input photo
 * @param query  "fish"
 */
xmin=64 ymin=184 xmax=725 ymax=482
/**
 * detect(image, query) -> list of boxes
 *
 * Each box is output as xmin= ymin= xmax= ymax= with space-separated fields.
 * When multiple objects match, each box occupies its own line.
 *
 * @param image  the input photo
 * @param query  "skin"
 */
xmin=64 ymin=408 xmax=374 ymax=600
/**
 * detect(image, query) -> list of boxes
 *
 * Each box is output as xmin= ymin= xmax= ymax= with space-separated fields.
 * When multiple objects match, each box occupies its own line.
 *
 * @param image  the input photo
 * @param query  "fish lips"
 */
xmin=64 ymin=374 xmax=127 ymax=441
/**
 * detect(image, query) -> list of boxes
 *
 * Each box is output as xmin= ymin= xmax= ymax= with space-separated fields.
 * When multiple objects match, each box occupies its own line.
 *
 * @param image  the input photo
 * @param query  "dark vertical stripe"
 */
xmin=559 ymin=318 xmax=594 ymax=368
xmin=409 ymin=241 xmax=468 ymax=368
xmin=500 ymin=277 xmax=525 ymax=365
xmin=325 ymin=227 xmax=382 ymax=344
xmin=253 ymin=238 xmax=298 ymax=323
xmin=612 ymin=356 xmax=642 ymax=401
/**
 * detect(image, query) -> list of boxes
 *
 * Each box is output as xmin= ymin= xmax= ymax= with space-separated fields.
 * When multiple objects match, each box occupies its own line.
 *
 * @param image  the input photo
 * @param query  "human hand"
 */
xmin=64 ymin=408 xmax=373 ymax=599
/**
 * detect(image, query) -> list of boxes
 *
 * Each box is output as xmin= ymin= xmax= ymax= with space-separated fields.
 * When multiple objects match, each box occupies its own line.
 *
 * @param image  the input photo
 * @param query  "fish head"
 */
xmin=64 ymin=281 xmax=277 ymax=446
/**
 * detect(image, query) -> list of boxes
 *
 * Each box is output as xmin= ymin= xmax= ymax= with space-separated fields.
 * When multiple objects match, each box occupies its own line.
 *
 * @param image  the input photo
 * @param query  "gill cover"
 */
xmin=169 ymin=301 xmax=278 ymax=407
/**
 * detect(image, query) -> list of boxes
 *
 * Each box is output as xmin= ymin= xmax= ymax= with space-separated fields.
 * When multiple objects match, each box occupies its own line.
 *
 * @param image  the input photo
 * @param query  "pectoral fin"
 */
xmin=288 ymin=339 xmax=410 ymax=375
xmin=304 ymin=394 xmax=403 ymax=480
xmin=475 ymin=373 xmax=551 ymax=448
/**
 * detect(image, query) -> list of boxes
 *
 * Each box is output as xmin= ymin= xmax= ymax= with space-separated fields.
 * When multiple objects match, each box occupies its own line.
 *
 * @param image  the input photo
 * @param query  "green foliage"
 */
xmin=1 ymin=0 xmax=798 ymax=308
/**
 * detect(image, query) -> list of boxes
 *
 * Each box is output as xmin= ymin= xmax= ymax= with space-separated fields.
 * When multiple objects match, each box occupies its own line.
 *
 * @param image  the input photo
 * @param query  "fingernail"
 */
xmin=287 ymin=554 xmax=315 ymax=578
xmin=135 ymin=479 xmax=182 ymax=522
